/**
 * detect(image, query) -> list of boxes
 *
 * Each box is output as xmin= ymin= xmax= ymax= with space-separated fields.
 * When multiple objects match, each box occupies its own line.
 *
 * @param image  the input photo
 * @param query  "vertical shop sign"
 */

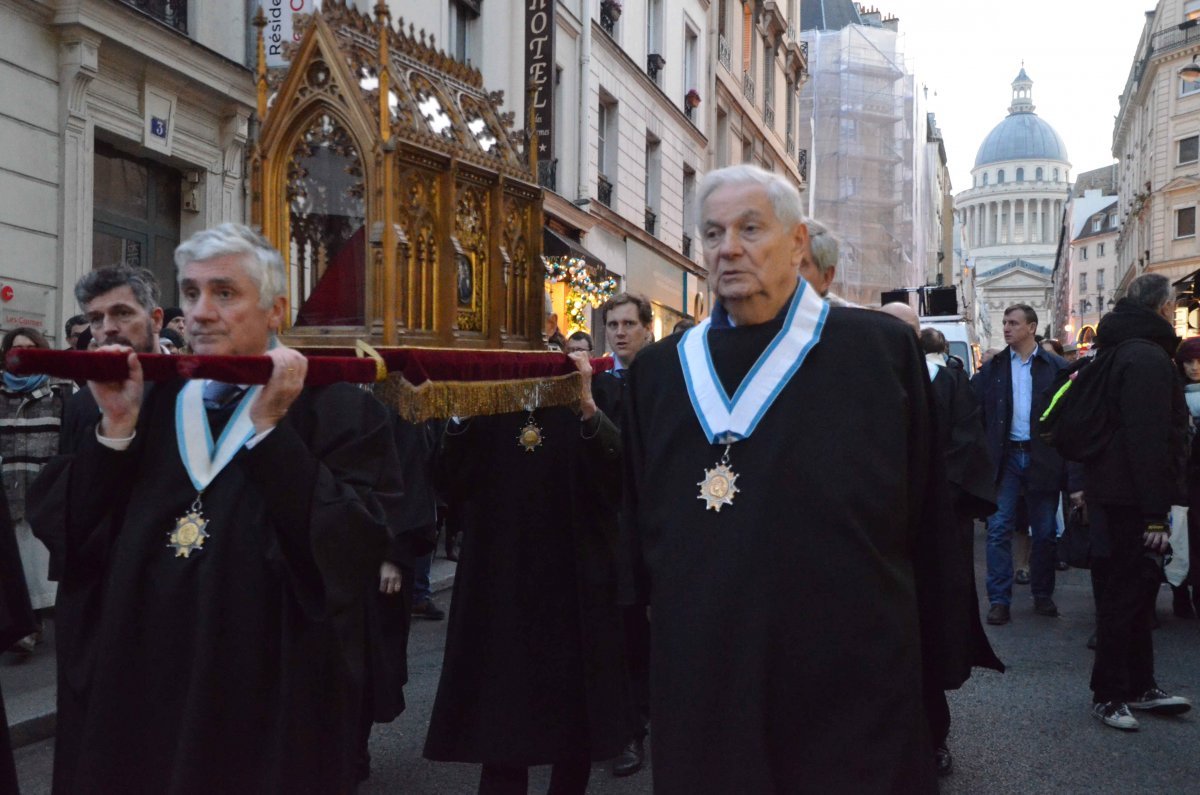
xmin=525 ymin=0 xmax=555 ymax=159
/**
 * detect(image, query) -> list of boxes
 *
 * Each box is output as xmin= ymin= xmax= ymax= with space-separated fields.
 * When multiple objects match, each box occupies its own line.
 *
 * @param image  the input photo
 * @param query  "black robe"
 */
xmin=423 ymin=408 xmax=629 ymax=765
xmin=927 ymin=363 xmax=1004 ymax=689
xmin=29 ymin=380 xmax=397 ymax=795
xmin=624 ymin=307 xmax=943 ymax=794
xmin=364 ymin=417 xmax=439 ymax=724
xmin=0 ymin=487 xmax=35 ymax=795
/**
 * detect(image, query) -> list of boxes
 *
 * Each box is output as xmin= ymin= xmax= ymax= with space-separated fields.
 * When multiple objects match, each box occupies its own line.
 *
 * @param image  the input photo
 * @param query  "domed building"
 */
xmin=954 ymin=69 xmax=1071 ymax=347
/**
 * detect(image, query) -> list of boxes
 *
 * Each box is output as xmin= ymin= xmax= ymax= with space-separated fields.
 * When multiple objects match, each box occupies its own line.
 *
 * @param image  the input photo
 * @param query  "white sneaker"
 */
xmin=1093 ymin=701 xmax=1139 ymax=731
xmin=1128 ymin=688 xmax=1193 ymax=715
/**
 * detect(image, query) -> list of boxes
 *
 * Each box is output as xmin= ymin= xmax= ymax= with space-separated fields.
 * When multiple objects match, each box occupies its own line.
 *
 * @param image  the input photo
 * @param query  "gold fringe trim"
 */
xmin=374 ymin=372 xmax=583 ymax=423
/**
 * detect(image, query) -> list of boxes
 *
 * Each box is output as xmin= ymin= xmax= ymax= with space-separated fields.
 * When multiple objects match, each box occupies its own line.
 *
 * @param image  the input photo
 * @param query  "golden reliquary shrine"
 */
xmin=251 ymin=0 xmax=544 ymax=349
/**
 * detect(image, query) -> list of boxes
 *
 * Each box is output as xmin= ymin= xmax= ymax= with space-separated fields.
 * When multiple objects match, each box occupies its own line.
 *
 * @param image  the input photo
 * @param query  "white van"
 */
xmin=919 ymin=314 xmax=981 ymax=378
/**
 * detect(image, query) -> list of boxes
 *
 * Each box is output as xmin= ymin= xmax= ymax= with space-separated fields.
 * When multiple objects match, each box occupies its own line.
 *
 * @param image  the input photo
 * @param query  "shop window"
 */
xmin=287 ymin=112 xmax=366 ymax=327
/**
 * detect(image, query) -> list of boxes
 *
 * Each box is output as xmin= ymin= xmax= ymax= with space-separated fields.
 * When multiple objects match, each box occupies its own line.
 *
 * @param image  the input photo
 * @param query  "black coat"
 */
xmin=1083 ymin=300 xmax=1187 ymax=525
xmin=423 ymin=408 xmax=629 ymax=765
xmin=971 ymin=345 xmax=1078 ymax=491
xmin=624 ymin=307 xmax=942 ymax=793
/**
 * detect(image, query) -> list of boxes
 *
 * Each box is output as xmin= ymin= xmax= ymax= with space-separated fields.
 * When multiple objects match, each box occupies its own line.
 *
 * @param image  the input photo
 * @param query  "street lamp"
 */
xmin=1181 ymin=55 xmax=1200 ymax=82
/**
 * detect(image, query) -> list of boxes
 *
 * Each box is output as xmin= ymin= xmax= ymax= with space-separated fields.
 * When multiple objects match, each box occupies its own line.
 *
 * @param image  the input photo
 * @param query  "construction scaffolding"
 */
xmin=798 ymin=22 xmax=932 ymax=307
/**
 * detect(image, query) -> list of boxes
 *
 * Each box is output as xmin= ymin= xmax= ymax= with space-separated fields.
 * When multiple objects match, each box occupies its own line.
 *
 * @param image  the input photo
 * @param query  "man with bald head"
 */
xmin=880 ymin=300 xmax=920 ymax=333
xmin=621 ymin=164 xmax=954 ymax=793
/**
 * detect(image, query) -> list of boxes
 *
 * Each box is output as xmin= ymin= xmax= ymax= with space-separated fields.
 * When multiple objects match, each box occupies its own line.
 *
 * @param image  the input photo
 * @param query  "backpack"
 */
xmin=1036 ymin=340 xmax=1143 ymax=462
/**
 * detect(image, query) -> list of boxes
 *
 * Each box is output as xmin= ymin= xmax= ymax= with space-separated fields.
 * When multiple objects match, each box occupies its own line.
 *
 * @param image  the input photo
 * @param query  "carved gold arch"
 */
xmin=250 ymin=0 xmax=545 ymax=349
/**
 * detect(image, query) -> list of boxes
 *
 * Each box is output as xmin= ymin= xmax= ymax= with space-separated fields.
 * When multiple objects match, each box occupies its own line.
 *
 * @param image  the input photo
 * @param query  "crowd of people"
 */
xmin=0 ymin=164 xmax=1193 ymax=794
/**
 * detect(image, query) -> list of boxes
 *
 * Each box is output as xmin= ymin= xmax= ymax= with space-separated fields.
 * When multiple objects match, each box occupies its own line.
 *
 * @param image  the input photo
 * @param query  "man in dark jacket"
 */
xmin=1083 ymin=274 xmax=1192 ymax=731
xmin=972 ymin=304 xmax=1077 ymax=624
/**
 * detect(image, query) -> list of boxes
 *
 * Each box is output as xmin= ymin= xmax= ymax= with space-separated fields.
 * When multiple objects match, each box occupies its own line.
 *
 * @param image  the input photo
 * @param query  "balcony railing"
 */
xmin=1151 ymin=23 xmax=1200 ymax=58
xmin=718 ymin=34 xmax=731 ymax=71
xmin=600 ymin=7 xmax=616 ymax=36
xmin=685 ymin=103 xmax=695 ymax=122
xmin=764 ymin=101 xmax=775 ymax=129
xmin=537 ymin=158 xmax=557 ymax=192
xmin=742 ymin=71 xmax=756 ymax=102
xmin=786 ymin=132 xmax=795 ymax=156
xmin=122 ymin=0 xmax=187 ymax=33
xmin=797 ymin=148 xmax=808 ymax=182
xmin=682 ymin=234 xmax=692 ymax=257
xmin=597 ymin=174 xmax=613 ymax=207
xmin=800 ymin=40 xmax=808 ymax=61
xmin=647 ymin=53 xmax=666 ymax=83
xmin=644 ymin=208 xmax=657 ymax=236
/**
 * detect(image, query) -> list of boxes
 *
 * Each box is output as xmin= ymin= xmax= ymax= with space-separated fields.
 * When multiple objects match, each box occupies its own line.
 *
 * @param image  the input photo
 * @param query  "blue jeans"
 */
xmin=986 ymin=450 xmax=1059 ymax=606
xmin=413 ymin=551 xmax=433 ymax=603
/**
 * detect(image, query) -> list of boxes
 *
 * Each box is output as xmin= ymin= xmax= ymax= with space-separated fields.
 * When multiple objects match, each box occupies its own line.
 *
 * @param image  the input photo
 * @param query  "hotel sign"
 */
xmin=525 ymin=0 xmax=555 ymax=160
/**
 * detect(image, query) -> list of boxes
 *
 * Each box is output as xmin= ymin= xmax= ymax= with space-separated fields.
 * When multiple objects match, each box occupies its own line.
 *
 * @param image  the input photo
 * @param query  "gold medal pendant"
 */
xmin=168 ymin=493 xmax=210 ymax=558
xmin=697 ymin=445 xmax=739 ymax=512
xmin=517 ymin=410 xmax=544 ymax=453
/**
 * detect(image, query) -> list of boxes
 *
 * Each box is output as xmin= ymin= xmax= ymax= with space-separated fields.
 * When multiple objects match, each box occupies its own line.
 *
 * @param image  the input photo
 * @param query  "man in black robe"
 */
xmin=623 ymin=164 xmax=947 ymax=793
xmin=423 ymin=353 xmax=629 ymax=794
xmin=592 ymin=291 xmax=654 ymax=778
xmin=30 ymin=224 xmax=397 ymax=794
xmin=918 ymin=325 xmax=1004 ymax=775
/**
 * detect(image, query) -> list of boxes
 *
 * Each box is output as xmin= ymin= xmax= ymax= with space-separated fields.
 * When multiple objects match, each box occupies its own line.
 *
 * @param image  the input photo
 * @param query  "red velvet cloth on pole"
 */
xmin=5 ymin=347 xmax=614 ymax=386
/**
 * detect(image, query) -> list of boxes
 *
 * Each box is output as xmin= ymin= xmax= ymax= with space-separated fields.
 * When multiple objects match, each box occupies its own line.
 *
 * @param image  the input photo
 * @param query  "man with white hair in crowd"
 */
xmin=32 ymin=223 xmax=402 ymax=794
xmin=797 ymin=217 xmax=856 ymax=307
xmin=621 ymin=164 xmax=956 ymax=793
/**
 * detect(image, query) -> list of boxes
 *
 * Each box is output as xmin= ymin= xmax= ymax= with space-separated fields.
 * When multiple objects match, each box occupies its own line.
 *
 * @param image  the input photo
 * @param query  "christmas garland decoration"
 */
xmin=542 ymin=255 xmax=619 ymax=332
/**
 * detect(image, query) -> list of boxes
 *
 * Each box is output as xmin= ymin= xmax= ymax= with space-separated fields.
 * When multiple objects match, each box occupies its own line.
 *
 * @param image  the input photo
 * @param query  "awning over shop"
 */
xmin=543 ymin=227 xmax=606 ymax=271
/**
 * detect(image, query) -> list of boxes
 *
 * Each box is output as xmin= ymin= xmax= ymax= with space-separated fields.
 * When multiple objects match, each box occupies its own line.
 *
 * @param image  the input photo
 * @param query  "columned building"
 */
xmin=954 ymin=69 xmax=1071 ymax=347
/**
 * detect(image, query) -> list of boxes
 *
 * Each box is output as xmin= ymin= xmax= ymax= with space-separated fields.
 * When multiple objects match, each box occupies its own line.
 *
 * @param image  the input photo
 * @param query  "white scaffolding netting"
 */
xmin=798 ymin=23 xmax=937 ymax=308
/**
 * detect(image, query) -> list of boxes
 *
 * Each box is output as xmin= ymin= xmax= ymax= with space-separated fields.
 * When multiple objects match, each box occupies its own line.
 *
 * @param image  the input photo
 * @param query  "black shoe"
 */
xmin=986 ymin=604 xmax=1010 ymax=625
xmin=1034 ymin=597 xmax=1059 ymax=617
xmin=411 ymin=600 xmax=445 ymax=620
xmin=1055 ymin=559 xmax=1070 ymax=571
xmin=1087 ymin=632 xmax=1097 ymax=650
xmin=1173 ymin=587 xmax=1197 ymax=619
xmin=934 ymin=745 xmax=952 ymax=776
xmin=1014 ymin=569 xmax=1031 ymax=585
xmin=612 ymin=738 xmax=644 ymax=777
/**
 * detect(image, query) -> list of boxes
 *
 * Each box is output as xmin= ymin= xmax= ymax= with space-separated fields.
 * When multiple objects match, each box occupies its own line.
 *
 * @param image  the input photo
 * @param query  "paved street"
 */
xmin=12 ymin=529 xmax=1200 ymax=793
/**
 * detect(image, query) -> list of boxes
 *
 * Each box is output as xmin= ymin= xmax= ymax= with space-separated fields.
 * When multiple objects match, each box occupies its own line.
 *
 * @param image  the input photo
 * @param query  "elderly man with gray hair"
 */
xmin=33 ymin=223 xmax=400 ymax=793
xmin=1082 ymin=272 xmax=1192 ymax=731
xmin=621 ymin=164 xmax=957 ymax=792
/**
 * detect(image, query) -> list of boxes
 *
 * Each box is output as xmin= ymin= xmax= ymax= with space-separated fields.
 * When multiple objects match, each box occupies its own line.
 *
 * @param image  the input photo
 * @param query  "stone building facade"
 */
xmin=0 ymin=0 xmax=255 ymax=341
xmin=1114 ymin=0 xmax=1200 ymax=337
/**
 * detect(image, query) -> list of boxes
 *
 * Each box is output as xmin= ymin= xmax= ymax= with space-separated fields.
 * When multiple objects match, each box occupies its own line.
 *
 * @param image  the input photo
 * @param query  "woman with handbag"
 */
xmin=1172 ymin=337 xmax=1200 ymax=618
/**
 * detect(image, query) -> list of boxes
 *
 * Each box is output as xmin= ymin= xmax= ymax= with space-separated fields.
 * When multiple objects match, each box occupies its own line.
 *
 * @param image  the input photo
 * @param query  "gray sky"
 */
xmin=882 ymin=0 xmax=1152 ymax=193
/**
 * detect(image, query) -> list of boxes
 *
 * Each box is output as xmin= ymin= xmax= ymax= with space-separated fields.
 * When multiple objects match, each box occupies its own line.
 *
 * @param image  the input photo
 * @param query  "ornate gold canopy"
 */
xmin=251 ymin=1 xmax=544 ymax=349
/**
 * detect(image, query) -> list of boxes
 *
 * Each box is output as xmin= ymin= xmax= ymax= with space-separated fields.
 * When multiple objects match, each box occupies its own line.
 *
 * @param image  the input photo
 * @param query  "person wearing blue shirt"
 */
xmin=971 ymin=304 xmax=1080 ymax=625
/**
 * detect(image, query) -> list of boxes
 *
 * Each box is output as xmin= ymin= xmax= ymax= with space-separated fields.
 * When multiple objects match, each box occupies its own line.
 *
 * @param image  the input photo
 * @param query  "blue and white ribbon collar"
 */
xmin=175 ymin=380 xmax=262 ymax=493
xmin=678 ymin=279 xmax=829 ymax=445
